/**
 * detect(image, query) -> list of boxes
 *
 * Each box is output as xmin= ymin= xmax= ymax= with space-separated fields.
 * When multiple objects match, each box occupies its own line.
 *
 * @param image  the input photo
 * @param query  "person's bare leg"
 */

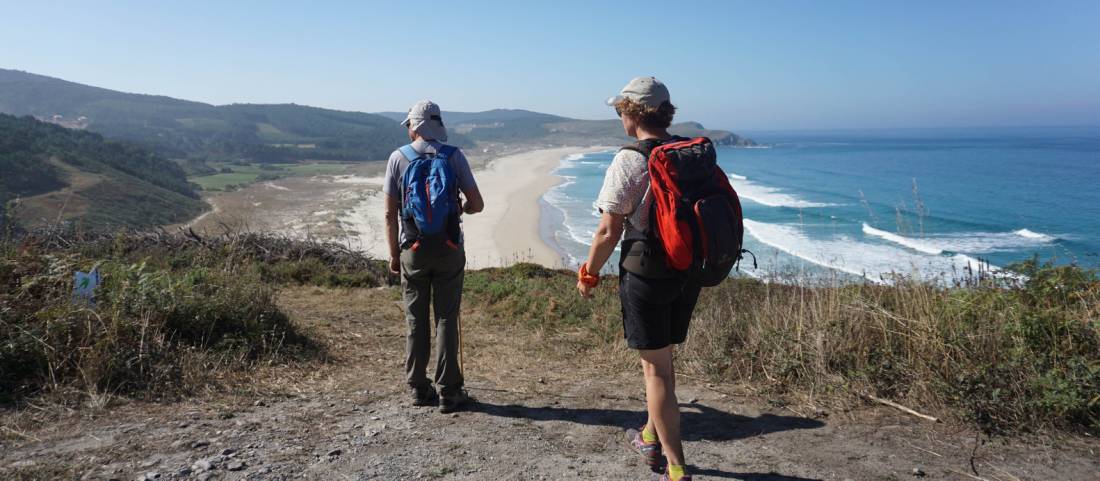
xmin=640 ymin=346 xmax=684 ymax=467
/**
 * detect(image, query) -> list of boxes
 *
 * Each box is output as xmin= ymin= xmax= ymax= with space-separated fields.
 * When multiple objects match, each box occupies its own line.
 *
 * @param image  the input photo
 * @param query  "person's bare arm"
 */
xmin=461 ymin=186 xmax=484 ymax=214
xmin=577 ymin=212 xmax=625 ymax=297
xmin=385 ymin=194 xmax=401 ymax=274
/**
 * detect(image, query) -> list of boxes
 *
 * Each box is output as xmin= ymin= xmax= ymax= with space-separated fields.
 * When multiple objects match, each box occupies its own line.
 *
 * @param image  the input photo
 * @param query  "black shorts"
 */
xmin=619 ymin=271 xmax=703 ymax=350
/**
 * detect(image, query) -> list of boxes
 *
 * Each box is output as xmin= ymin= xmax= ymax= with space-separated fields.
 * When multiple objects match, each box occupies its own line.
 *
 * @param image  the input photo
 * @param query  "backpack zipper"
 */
xmin=424 ymin=178 xmax=432 ymax=224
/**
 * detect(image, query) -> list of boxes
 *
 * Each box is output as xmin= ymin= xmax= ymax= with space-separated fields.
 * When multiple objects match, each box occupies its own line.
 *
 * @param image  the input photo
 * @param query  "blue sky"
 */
xmin=2 ymin=0 xmax=1098 ymax=130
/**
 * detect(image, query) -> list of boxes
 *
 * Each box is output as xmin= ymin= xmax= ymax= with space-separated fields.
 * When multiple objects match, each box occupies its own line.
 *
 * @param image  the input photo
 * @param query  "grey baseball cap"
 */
xmin=400 ymin=99 xmax=448 ymax=142
xmin=606 ymin=76 xmax=671 ymax=109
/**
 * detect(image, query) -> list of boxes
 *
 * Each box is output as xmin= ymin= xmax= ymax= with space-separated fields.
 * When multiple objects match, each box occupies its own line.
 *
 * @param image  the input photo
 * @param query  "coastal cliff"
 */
xmin=670 ymin=121 xmax=758 ymax=147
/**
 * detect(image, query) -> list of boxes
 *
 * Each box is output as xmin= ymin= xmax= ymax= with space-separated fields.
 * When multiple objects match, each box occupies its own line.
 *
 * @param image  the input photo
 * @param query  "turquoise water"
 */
xmin=541 ymin=127 xmax=1100 ymax=282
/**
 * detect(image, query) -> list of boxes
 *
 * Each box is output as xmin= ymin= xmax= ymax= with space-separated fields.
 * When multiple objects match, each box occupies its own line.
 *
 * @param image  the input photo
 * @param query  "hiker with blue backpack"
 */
xmin=576 ymin=77 xmax=747 ymax=481
xmin=384 ymin=100 xmax=484 ymax=414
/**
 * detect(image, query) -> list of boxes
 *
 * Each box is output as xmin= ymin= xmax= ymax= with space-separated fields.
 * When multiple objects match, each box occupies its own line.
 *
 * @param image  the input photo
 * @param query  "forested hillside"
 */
xmin=2 ymin=69 xmax=755 ymax=165
xmin=0 ymin=69 xmax=409 ymax=162
xmin=0 ymin=114 xmax=205 ymax=228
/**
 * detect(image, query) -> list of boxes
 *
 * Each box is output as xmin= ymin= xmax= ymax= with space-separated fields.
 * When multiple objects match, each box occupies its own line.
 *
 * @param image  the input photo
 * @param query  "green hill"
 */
xmin=0 ymin=69 xmax=408 ymax=162
xmin=0 ymin=114 xmax=205 ymax=229
xmin=1 ymin=69 xmax=755 ymax=163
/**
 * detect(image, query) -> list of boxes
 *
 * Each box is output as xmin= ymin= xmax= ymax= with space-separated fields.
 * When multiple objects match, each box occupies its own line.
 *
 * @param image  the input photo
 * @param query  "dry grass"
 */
xmin=682 ymin=267 xmax=1099 ymax=433
xmin=461 ymin=262 xmax=1098 ymax=433
xmin=3 ymin=227 xmax=1095 ymax=434
xmin=0 ymin=228 xmax=379 ymax=406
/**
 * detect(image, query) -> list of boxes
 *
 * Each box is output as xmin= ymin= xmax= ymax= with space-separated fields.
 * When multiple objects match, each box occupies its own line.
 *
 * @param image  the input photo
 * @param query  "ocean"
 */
xmin=541 ymin=127 xmax=1100 ymax=283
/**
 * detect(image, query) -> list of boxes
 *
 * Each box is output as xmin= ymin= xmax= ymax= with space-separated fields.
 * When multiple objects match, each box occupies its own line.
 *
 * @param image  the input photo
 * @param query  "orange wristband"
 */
xmin=578 ymin=263 xmax=599 ymax=288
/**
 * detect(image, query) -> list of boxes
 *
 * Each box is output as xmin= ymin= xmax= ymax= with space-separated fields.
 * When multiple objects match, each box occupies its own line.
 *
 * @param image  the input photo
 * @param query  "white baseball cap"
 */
xmin=400 ymin=99 xmax=448 ymax=142
xmin=606 ymin=76 xmax=671 ymax=109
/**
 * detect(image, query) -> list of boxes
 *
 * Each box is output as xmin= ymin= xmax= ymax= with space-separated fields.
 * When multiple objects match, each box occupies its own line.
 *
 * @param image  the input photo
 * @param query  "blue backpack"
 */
xmin=399 ymin=144 xmax=460 ymax=245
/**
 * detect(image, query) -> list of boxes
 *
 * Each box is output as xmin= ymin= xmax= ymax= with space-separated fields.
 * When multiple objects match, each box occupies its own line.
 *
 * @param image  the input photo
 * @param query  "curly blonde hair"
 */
xmin=614 ymin=98 xmax=677 ymax=130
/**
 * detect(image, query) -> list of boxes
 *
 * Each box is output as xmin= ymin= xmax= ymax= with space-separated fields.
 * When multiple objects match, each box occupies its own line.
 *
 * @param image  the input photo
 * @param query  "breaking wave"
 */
xmin=1014 ymin=228 xmax=1056 ymax=242
xmin=745 ymin=219 xmax=1001 ymax=283
xmin=862 ymin=223 xmax=1058 ymax=255
xmin=729 ymin=174 xmax=836 ymax=209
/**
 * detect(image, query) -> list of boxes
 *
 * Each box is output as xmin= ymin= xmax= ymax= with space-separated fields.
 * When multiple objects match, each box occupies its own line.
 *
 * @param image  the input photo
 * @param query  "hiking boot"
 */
xmin=410 ymin=385 xmax=438 ymax=407
xmin=626 ymin=426 xmax=663 ymax=471
xmin=439 ymin=389 xmax=470 ymax=414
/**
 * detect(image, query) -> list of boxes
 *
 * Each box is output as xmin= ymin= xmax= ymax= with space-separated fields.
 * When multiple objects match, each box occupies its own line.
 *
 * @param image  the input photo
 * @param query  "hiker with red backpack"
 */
xmin=384 ymin=100 xmax=484 ymax=413
xmin=576 ymin=77 xmax=747 ymax=481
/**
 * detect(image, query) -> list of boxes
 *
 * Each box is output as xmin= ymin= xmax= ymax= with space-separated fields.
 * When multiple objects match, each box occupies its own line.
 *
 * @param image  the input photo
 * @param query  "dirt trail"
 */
xmin=1 ymin=286 xmax=1096 ymax=481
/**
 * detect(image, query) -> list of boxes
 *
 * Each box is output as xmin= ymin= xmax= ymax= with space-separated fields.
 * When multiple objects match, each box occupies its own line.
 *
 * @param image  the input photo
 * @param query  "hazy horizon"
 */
xmin=2 ymin=1 xmax=1098 ymax=131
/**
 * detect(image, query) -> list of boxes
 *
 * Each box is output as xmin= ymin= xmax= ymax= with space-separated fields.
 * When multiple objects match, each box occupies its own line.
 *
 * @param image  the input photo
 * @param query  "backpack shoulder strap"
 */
xmin=435 ymin=144 xmax=457 ymax=160
xmin=620 ymin=139 xmax=663 ymax=158
xmin=398 ymin=144 xmax=421 ymax=162
xmin=620 ymin=136 xmax=694 ymax=159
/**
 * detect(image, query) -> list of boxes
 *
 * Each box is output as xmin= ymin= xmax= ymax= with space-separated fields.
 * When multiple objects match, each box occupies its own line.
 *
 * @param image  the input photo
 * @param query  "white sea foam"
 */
xmin=543 ymin=181 xmax=597 ymax=247
xmin=1014 ymin=228 xmax=1056 ymax=242
xmin=727 ymin=172 xmax=748 ymax=180
xmin=745 ymin=219 xmax=1001 ymax=283
xmin=556 ymin=153 xmax=589 ymax=170
xmin=862 ymin=223 xmax=944 ymax=255
xmin=863 ymin=223 xmax=1058 ymax=254
xmin=729 ymin=175 xmax=835 ymax=208
xmin=557 ymin=151 xmax=614 ymax=170
xmin=544 ymin=151 xmax=613 ymax=252
xmin=541 ymin=175 xmax=579 ymax=210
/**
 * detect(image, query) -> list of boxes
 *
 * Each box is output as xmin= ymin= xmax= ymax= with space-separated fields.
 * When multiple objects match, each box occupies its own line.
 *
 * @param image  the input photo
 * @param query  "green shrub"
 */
xmin=0 ymin=245 xmax=317 ymax=404
xmin=256 ymin=258 xmax=387 ymax=288
xmin=464 ymin=263 xmax=618 ymax=341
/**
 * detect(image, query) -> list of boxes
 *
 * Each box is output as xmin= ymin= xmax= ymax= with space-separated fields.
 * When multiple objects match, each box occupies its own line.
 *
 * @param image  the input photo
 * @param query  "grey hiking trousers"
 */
xmin=400 ymin=245 xmax=465 ymax=396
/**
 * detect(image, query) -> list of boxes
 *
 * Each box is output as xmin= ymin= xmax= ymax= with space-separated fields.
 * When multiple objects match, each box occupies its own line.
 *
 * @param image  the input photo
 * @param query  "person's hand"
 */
xmin=577 ymin=280 xmax=594 ymax=298
xmin=389 ymin=257 xmax=401 ymax=275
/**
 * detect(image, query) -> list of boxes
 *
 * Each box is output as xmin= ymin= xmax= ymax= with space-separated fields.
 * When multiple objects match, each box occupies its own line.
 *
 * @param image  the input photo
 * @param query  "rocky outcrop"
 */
xmin=670 ymin=121 xmax=757 ymax=147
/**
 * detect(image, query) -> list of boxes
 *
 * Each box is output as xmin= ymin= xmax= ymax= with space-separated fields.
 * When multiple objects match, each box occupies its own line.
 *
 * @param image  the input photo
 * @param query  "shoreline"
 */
xmin=175 ymin=145 xmax=611 ymax=269
xmin=462 ymin=146 xmax=611 ymax=268
xmin=332 ymin=145 xmax=612 ymax=269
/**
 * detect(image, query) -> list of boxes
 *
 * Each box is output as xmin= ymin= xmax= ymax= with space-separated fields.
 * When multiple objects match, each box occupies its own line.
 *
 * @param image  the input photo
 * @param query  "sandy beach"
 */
xmin=337 ymin=146 xmax=609 ymax=269
xmin=182 ymin=146 xmax=609 ymax=268
xmin=461 ymin=146 xmax=592 ymax=268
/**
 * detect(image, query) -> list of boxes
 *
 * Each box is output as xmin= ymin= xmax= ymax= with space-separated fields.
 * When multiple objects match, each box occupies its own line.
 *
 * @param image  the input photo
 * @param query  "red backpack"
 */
xmin=624 ymin=137 xmax=751 ymax=286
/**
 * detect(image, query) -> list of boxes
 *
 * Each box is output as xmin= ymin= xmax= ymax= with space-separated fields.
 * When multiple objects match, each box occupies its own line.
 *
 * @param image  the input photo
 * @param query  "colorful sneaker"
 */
xmin=625 ymin=426 xmax=663 ymax=471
